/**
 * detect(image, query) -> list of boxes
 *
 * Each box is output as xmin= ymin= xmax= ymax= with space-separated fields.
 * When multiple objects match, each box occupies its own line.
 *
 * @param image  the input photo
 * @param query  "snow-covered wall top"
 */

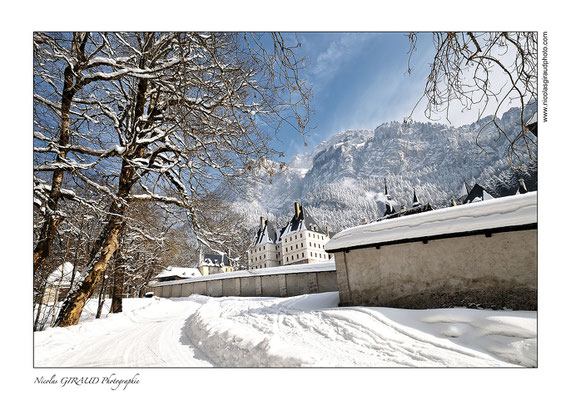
xmin=155 ymin=267 xmax=201 ymax=279
xmin=325 ymin=192 xmax=537 ymax=252
xmin=150 ymin=260 xmax=336 ymax=287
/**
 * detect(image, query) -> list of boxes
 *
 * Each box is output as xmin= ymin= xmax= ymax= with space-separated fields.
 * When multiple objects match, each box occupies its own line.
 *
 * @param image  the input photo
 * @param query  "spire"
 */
xmin=384 ymin=178 xmax=392 ymax=200
xmin=464 ymin=180 xmax=472 ymax=195
xmin=412 ymin=189 xmax=421 ymax=208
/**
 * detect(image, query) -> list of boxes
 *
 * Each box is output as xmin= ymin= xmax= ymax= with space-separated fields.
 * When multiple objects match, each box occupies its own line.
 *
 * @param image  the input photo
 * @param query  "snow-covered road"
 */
xmin=34 ymin=298 xmax=213 ymax=367
xmin=34 ymin=293 xmax=536 ymax=367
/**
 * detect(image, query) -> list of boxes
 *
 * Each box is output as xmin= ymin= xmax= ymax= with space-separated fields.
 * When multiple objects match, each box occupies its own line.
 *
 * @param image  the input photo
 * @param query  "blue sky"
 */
xmin=273 ymin=32 xmax=512 ymax=161
xmin=273 ymin=32 xmax=436 ymax=160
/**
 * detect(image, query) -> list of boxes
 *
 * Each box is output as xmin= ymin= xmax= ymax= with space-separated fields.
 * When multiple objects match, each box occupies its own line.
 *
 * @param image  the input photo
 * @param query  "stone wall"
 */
xmin=152 ymin=270 xmax=338 ymax=299
xmin=332 ymin=228 xmax=537 ymax=310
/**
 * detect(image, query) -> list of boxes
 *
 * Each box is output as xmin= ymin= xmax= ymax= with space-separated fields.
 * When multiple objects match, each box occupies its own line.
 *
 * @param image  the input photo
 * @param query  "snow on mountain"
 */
xmin=234 ymin=107 xmax=537 ymax=233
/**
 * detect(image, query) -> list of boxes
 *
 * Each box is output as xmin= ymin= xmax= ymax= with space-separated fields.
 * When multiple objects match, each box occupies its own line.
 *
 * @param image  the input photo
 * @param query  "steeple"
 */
xmin=384 ymin=178 xmax=392 ymax=200
xmin=412 ymin=189 xmax=421 ymax=208
xmin=464 ymin=180 xmax=472 ymax=195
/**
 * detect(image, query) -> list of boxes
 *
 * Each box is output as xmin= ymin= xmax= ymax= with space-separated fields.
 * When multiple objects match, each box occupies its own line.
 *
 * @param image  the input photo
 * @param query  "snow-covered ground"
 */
xmin=34 ymin=292 xmax=536 ymax=368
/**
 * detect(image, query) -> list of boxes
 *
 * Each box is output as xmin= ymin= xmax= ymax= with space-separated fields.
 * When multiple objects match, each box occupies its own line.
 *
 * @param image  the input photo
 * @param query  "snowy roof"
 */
xmin=155 ymin=266 xmax=202 ymax=280
xmin=253 ymin=219 xmax=279 ymax=246
xmin=463 ymin=183 xmax=495 ymax=204
xmin=151 ymin=260 xmax=335 ymax=287
xmin=325 ymin=192 xmax=537 ymax=252
xmin=201 ymin=254 xmax=230 ymax=267
xmin=281 ymin=204 xmax=326 ymax=237
xmin=46 ymin=262 xmax=80 ymax=286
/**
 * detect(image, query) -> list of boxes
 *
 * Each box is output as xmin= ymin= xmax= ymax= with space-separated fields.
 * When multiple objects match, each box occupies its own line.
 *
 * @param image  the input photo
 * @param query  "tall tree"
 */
xmin=33 ymin=32 xmax=147 ymax=276
xmin=52 ymin=32 xmax=311 ymax=326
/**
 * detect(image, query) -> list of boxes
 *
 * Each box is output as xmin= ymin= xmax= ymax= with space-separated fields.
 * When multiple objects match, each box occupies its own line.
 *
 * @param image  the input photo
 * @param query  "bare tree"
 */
xmin=50 ymin=32 xmax=311 ymax=327
xmin=33 ymin=32 xmax=146 ymax=276
xmin=407 ymin=32 xmax=537 ymax=169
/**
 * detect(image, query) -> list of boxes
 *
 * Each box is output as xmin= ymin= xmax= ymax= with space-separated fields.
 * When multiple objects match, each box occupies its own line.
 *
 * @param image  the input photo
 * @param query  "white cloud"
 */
xmin=308 ymin=34 xmax=371 ymax=90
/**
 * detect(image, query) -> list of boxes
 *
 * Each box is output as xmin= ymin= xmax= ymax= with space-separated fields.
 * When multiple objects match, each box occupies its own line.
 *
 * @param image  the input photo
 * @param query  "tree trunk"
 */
xmin=33 ymin=61 xmax=75 ymax=276
xmin=55 ymin=155 xmax=141 ymax=327
xmin=110 ymin=246 xmax=125 ymax=314
xmin=55 ymin=220 xmax=122 ymax=326
xmin=33 ymin=283 xmax=47 ymax=332
xmin=95 ymin=274 xmax=108 ymax=319
xmin=54 ymin=42 xmax=151 ymax=327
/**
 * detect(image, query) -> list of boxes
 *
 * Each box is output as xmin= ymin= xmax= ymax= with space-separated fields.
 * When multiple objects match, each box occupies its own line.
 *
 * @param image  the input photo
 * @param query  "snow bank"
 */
xmin=35 ymin=293 xmax=537 ymax=367
xmin=186 ymin=293 xmax=536 ymax=367
xmin=326 ymin=192 xmax=537 ymax=251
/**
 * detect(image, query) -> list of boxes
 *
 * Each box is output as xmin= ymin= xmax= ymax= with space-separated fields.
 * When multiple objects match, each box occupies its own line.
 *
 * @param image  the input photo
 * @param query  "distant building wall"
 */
xmin=332 ymin=228 xmax=537 ymax=310
xmin=152 ymin=268 xmax=338 ymax=299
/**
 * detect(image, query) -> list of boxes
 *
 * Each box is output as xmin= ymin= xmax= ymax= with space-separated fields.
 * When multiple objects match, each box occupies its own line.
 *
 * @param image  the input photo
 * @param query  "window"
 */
xmin=302 ymin=252 xmax=304 ymax=257
xmin=301 ymin=243 xmax=303 ymax=247
xmin=318 ymin=244 xmax=320 ymax=248
xmin=296 ymin=244 xmax=298 ymax=249
xmin=319 ymin=254 xmax=322 ymax=258
xmin=296 ymin=254 xmax=299 ymax=259
xmin=286 ymin=257 xmax=289 ymax=262
xmin=310 ymin=252 xmax=313 ymax=257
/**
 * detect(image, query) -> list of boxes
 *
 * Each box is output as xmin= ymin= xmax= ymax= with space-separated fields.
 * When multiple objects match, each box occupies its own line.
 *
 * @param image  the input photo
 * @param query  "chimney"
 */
xmin=325 ymin=226 xmax=330 ymax=238
xmin=260 ymin=216 xmax=266 ymax=229
xmin=294 ymin=202 xmax=301 ymax=218
xmin=451 ymin=199 xmax=457 ymax=207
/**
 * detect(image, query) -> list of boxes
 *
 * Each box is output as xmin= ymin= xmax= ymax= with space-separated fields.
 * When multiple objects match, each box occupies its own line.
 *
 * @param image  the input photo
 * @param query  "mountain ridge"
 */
xmin=233 ymin=106 xmax=537 ymax=233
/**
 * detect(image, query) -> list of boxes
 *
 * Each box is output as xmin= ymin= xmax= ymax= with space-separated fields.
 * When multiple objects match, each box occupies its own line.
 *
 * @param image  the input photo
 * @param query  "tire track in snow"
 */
xmin=34 ymin=299 xmax=213 ymax=367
